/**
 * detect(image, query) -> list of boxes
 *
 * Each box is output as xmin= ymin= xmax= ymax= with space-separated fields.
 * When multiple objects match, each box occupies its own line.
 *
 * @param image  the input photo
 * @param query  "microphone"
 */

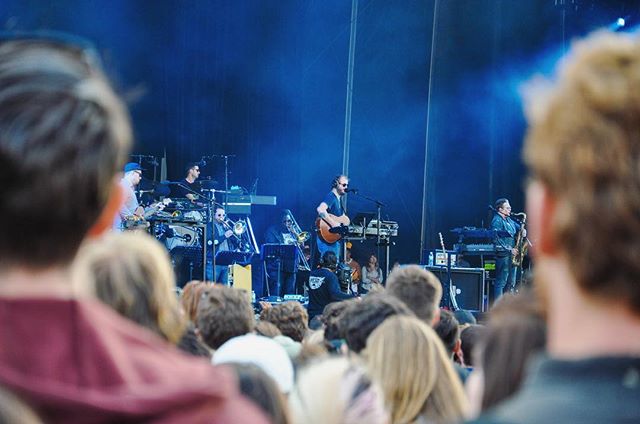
xmin=345 ymin=188 xmax=359 ymax=193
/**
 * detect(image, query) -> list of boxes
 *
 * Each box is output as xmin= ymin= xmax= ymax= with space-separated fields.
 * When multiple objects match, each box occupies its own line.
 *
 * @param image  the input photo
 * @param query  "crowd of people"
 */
xmin=1 ymin=28 xmax=640 ymax=424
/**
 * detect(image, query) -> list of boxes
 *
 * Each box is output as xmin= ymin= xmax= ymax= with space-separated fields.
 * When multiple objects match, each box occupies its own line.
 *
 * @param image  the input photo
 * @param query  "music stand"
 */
xmin=261 ymin=244 xmax=299 ymax=297
xmin=215 ymin=251 xmax=255 ymax=267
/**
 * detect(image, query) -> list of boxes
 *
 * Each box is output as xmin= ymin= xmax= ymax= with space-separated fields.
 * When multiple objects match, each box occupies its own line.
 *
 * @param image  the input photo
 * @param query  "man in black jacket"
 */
xmin=307 ymin=251 xmax=354 ymax=320
xmin=491 ymin=198 xmax=521 ymax=301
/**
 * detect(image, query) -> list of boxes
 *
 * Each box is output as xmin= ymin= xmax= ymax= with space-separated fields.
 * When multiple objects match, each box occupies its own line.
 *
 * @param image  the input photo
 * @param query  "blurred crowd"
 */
xmin=1 ymin=29 xmax=639 ymax=424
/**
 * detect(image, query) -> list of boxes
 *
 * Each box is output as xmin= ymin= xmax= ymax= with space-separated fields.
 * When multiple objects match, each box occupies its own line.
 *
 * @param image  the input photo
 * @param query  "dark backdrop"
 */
xmin=2 ymin=0 xmax=637 ymax=266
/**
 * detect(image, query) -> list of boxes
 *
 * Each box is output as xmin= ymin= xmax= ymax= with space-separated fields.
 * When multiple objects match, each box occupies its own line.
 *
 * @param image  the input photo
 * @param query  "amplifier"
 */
xmin=423 ymin=266 xmax=486 ymax=312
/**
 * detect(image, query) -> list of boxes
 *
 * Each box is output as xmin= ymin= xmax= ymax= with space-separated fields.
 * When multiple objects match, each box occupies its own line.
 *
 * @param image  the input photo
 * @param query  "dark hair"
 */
xmin=434 ymin=309 xmax=460 ymax=357
xmin=227 ymin=363 xmax=290 ymax=424
xmin=308 ymin=315 xmax=324 ymax=331
xmin=322 ymin=300 xmax=356 ymax=343
xmin=341 ymin=293 xmax=414 ymax=353
xmin=480 ymin=291 xmax=546 ymax=411
xmin=453 ymin=309 xmax=477 ymax=326
xmin=460 ymin=324 xmax=486 ymax=367
xmin=494 ymin=198 xmax=509 ymax=210
xmin=176 ymin=323 xmax=212 ymax=359
xmin=197 ymin=286 xmax=255 ymax=349
xmin=0 ymin=39 xmax=130 ymax=268
xmin=260 ymin=301 xmax=309 ymax=342
xmin=386 ymin=265 xmax=443 ymax=324
xmin=320 ymin=251 xmax=338 ymax=270
xmin=185 ymin=162 xmax=199 ymax=175
xmin=331 ymin=174 xmax=347 ymax=189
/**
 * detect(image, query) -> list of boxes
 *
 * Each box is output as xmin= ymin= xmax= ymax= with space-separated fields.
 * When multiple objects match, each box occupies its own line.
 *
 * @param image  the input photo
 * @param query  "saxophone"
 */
xmin=512 ymin=212 xmax=528 ymax=267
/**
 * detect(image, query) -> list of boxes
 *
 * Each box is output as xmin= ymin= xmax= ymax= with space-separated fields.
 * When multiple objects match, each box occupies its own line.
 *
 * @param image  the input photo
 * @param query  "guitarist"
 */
xmin=114 ymin=162 xmax=169 ymax=231
xmin=113 ymin=162 xmax=145 ymax=231
xmin=316 ymin=174 xmax=351 ymax=259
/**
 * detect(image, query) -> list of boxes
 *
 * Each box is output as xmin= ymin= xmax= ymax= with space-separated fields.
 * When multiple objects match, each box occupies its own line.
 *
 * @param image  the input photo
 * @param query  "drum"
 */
xmin=183 ymin=210 xmax=204 ymax=222
xmin=165 ymin=225 xmax=201 ymax=251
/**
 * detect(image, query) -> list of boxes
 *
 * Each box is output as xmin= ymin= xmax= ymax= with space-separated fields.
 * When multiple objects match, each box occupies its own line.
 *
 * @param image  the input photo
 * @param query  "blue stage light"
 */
xmin=617 ymin=18 xmax=626 ymax=28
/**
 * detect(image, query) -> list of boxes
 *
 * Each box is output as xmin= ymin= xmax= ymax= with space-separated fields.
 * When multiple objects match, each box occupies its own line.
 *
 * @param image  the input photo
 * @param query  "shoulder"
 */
xmin=0 ymin=298 xmax=269 ymax=423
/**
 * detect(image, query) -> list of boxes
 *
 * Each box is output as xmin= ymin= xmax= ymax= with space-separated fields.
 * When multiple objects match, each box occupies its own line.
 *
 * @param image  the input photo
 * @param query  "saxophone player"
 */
xmin=491 ymin=198 xmax=526 ymax=301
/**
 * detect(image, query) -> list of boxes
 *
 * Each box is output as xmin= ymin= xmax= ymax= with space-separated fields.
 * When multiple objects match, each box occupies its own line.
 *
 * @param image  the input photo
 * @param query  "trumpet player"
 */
xmin=210 ymin=206 xmax=235 ymax=284
xmin=491 ymin=198 xmax=525 ymax=301
xmin=264 ymin=210 xmax=300 ymax=296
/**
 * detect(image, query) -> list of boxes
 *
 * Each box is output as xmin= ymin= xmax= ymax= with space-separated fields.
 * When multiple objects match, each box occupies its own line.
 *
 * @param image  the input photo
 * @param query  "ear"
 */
xmin=454 ymin=344 xmax=465 ymax=365
xmin=453 ymin=338 xmax=462 ymax=355
xmin=431 ymin=308 xmax=441 ymax=327
xmin=87 ymin=179 xmax=123 ymax=237
xmin=526 ymin=180 xmax=558 ymax=256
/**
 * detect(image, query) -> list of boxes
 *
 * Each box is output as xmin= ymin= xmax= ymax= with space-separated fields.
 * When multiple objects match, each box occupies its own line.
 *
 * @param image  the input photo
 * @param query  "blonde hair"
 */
xmin=75 ymin=232 xmax=185 ymax=343
xmin=365 ymin=316 xmax=467 ymax=424
xmin=289 ymin=357 xmax=388 ymax=424
xmin=523 ymin=31 xmax=640 ymax=314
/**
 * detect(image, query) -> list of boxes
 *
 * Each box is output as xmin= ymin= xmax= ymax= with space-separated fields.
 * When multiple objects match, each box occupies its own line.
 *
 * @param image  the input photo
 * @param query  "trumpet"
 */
xmin=284 ymin=209 xmax=311 ymax=271
xmin=223 ymin=218 xmax=246 ymax=236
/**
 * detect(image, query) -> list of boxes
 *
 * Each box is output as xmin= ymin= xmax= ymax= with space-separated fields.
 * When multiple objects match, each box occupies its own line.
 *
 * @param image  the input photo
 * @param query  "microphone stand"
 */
xmin=348 ymin=191 xmax=391 ymax=281
xmin=131 ymin=154 xmax=159 ymax=182
xmin=207 ymin=154 xmax=236 ymax=207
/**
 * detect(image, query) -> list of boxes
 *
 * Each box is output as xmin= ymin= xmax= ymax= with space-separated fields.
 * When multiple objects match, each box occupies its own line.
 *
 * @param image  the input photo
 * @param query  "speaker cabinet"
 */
xmin=424 ymin=266 xmax=486 ymax=312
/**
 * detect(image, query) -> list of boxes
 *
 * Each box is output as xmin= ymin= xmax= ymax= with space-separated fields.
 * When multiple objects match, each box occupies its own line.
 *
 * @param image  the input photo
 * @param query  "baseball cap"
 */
xmin=124 ymin=162 xmax=143 ymax=173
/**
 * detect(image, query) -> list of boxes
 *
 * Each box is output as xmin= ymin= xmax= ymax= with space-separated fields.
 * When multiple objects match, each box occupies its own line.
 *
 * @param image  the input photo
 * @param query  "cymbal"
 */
xmin=200 ymin=179 xmax=218 ymax=189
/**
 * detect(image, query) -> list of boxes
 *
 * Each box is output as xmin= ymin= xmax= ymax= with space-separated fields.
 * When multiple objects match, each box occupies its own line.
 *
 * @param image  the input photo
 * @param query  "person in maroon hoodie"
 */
xmin=0 ymin=36 xmax=268 ymax=423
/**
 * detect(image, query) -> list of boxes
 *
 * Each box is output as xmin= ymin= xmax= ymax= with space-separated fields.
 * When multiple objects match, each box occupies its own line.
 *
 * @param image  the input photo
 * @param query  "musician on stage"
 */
xmin=264 ymin=210 xmax=298 ymax=296
xmin=113 ymin=162 xmax=144 ymax=231
xmin=491 ymin=198 xmax=523 ymax=301
xmin=316 ymin=174 xmax=350 ymax=259
xmin=172 ymin=162 xmax=200 ymax=201
xmin=209 ymin=206 xmax=234 ymax=284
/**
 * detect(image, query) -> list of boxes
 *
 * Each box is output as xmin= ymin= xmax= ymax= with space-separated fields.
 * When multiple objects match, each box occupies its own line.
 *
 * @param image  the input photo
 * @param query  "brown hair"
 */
xmin=0 ymin=40 xmax=130 ymax=269
xmin=180 ymin=280 xmax=210 ymax=323
xmin=260 ymin=301 xmax=309 ymax=342
xmin=479 ymin=290 xmax=546 ymax=411
xmin=75 ymin=232 xmax=185 ymax=344
xmin=434 ymin=309 xmax=460 ymax=357
xmin=386 ymin=265 xmax=443 ymax=324
xmin=341 ymin=293 xmax=414 ymax=353
xmin=321 ymin=299 xmax=356 ymax=343
xmin=523 ymin=31 xmax=640 ymax=314
xmin=255 ymin=320 xmax=283 ymax=338
xmin=197 ymin=286 xmax=255 ymax=349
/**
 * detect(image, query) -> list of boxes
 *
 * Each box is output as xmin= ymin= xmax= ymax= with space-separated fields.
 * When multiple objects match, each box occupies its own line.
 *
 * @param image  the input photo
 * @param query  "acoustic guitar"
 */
xmin=316 ymin=213 xmax=351 ymax=244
